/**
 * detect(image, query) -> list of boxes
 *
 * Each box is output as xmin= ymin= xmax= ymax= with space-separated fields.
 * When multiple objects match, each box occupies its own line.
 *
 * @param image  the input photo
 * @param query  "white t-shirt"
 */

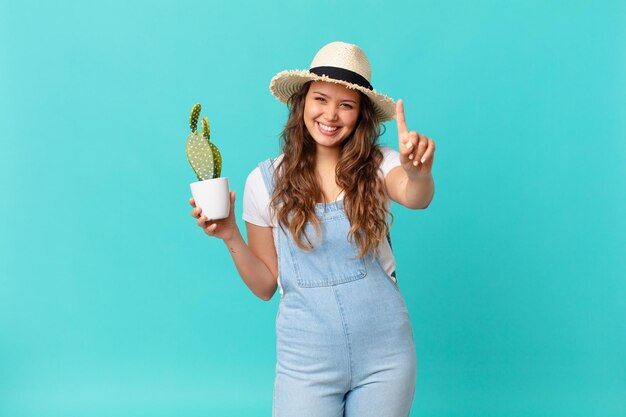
xmin=243 ymin=146 xmax=402 ymax=295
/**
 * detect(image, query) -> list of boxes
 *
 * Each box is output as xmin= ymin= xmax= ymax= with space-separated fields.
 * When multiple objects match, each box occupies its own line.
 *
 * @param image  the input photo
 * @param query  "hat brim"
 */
xmin=269 ymin=69 xmax=396 ymax=123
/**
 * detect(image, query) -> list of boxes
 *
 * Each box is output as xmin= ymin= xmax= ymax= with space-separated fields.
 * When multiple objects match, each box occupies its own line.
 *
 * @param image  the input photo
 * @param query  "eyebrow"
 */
xmin=313 ymin=91 xmax=358 ymax=104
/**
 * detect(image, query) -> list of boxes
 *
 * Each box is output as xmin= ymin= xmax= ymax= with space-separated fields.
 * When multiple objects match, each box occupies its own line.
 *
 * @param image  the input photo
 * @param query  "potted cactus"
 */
xmin=187 ymin=103 xmax=230 ymax=220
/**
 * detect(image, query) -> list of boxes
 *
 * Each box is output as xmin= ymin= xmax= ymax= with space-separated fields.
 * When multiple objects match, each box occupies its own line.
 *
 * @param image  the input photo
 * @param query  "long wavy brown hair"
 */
xmin=269 ymin=81 xmax=394 ymax=259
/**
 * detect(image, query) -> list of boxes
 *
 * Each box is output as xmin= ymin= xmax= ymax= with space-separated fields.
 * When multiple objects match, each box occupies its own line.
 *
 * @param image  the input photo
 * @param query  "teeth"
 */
xmin=318 ymin=122 xmax=338 ymax=132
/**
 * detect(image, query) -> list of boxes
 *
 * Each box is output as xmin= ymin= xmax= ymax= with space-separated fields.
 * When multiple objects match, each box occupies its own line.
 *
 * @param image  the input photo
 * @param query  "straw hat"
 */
xmin=269 ymin=41 xmax=396 ymax=122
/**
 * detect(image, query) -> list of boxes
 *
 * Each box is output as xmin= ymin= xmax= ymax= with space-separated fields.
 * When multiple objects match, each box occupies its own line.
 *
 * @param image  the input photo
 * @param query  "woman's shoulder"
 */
xmin=245 ymin=154 xmax=285 ymax=193
xmin=376 ymin=145 xmax=401 ymax=177
xmin=246 ymin=154 xmax=284 ymax=176
xmin=378 ymin=145 xmax=399 ymax=157
xmin=256 ymin=153 xmax=285 ymax=168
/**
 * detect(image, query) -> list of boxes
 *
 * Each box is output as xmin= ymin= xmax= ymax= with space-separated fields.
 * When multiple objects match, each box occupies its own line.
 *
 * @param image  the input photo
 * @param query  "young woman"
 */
xmin=190 ymin=41 xmax=435 ymax=417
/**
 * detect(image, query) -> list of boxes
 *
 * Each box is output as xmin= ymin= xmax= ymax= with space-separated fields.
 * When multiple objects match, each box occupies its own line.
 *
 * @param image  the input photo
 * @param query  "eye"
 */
xmin=341 ymin=103 xmax=354 ymax=109
xmin=315 ymin=97 xmax=326 ymax=102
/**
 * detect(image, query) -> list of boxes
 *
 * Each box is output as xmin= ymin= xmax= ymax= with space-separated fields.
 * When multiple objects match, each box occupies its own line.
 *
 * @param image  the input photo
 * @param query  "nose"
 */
xmin=323 ymin=107 xmax=339 ymax=121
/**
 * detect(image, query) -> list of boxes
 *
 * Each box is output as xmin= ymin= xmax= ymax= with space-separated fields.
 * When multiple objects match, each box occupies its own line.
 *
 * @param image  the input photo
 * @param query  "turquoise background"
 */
xmin=1 ymin=0 xmax=625 ymax=416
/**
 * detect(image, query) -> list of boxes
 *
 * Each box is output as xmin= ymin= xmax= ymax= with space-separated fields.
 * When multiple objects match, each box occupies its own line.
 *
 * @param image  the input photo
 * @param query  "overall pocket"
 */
xmin=286 ymin=212 xmax=366 ymax=288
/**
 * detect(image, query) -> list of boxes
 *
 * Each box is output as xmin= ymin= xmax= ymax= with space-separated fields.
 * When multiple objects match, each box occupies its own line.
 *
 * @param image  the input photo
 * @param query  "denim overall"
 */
xmin=258 ymin=158 xmax=417 ymax=417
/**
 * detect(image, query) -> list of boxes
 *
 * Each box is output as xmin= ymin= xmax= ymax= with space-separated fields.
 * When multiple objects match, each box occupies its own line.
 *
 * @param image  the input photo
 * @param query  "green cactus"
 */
xmin=202 ymin=116 xmax=222 ymax=177
xmin=186 ymin=103 xmax=222 ymax=181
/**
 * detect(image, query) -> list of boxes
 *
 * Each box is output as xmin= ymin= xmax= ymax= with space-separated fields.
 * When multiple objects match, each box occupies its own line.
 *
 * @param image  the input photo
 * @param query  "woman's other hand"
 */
xmin=190 ymin=192 xmax=238 ymax=241
xmin=396 ymin=99 xmax=435 ymax=178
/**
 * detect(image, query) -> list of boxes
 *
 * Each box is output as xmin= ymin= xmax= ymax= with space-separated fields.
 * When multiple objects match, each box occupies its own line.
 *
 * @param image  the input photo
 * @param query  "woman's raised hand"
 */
xmin=190 ymin=192 xmax=238 ymax=241
xmin=395 ymin=99 xmax=435 ymax=177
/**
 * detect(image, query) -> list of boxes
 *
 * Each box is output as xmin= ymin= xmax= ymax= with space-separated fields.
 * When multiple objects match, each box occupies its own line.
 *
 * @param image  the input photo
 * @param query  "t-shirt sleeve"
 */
xmin=242 ymin=167 xmax=273 ymax=227
xmin=380 ymin=146 xmax=402 ymax=178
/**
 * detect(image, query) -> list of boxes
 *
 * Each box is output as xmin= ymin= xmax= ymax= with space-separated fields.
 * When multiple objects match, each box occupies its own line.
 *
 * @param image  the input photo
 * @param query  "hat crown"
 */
xmin=309 ymin=41 xmax=372 ymax=83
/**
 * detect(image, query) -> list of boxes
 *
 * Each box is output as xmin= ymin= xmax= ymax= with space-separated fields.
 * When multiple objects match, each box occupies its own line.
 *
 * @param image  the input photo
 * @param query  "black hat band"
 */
xmin=309 ymin=66 xmax=373 ymax=91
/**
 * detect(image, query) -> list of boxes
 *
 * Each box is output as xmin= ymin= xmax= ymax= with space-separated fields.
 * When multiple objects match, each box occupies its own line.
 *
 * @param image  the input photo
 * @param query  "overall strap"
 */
xmin=386 ymin=231 xmax=396 ymax=279
xmin=258 ymin=157 xmax=279 ymax=197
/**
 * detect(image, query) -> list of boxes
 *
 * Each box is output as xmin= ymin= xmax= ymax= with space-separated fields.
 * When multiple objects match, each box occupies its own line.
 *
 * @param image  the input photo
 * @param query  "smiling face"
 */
xmin=303 ymin=81 xmax=361 ymax=150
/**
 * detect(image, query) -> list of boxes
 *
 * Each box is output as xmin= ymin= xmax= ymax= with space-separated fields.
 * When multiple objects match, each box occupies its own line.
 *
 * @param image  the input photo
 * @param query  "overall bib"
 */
xmin=258 ymin=158 xmax=417 ymax=417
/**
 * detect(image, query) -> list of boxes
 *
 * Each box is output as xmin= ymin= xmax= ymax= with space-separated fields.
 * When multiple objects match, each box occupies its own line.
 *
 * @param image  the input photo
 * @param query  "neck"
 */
xmin=315 ymin=144 xmax=341 ymax=168
xmin=313 ymin=145 xmax=344 ymax=204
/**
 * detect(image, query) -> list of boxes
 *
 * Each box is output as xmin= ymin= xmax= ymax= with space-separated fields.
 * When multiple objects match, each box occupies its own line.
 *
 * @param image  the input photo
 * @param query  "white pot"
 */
xmin=190 ymin=177 xmax=230 ymax=220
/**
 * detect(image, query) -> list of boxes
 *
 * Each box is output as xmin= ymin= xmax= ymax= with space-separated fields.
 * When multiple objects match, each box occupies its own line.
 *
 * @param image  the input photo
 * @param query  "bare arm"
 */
xmin=386 ymin=99 xmax=436 ymax=209
xmin=385 ymin=166 xmax=434 ymax=209
xmin=223 ymin=222 xmax=278 ymax=301
xmin=190 ymin=193 xmax=278 ymax=301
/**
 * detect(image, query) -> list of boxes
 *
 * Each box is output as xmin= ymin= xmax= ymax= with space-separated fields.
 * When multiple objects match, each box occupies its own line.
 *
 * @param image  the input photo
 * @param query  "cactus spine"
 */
xmin=186 ymin=103 xmax=222 ymax=181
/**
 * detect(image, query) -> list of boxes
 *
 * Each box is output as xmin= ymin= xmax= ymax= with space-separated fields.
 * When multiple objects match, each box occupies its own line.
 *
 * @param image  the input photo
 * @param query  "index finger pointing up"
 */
xmin=395 ymin=99 xmax=408 ymax=134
